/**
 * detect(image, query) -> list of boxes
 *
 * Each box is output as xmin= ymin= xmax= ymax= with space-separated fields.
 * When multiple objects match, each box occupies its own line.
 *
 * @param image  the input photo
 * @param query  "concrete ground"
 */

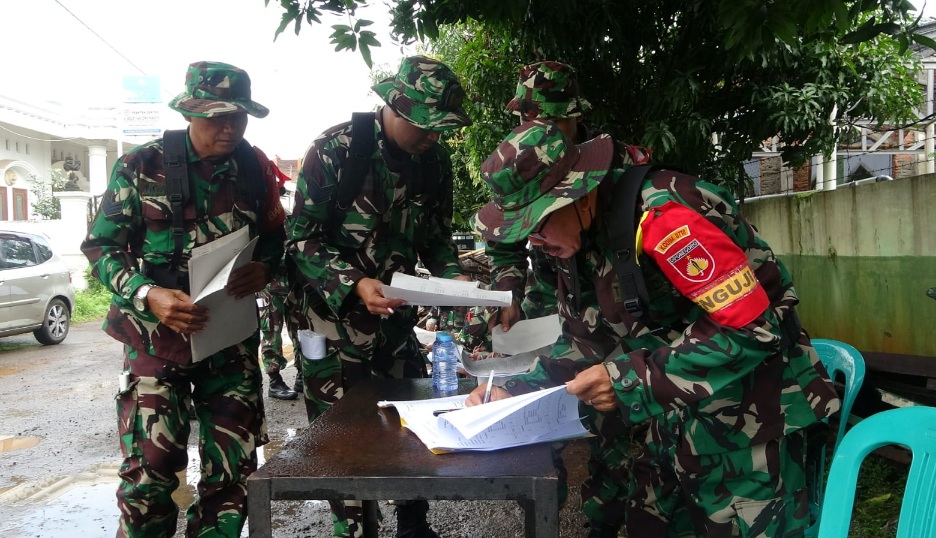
xmin=0 ymin=321 xmax=594 ymax=537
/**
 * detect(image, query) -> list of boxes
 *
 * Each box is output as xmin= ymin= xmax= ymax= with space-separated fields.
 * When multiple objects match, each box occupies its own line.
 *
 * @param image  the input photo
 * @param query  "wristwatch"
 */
xmin=133 ymin=284 xmax=157 ymax=312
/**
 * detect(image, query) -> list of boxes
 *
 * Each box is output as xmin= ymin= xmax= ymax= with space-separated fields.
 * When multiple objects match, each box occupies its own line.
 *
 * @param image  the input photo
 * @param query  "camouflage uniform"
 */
xmin=474 ymin=121 xmax=840 ymax=537
xmin=490 ymin=63 xmax=652 ymax=527
xmin=258 ymin=271 xmax=289 ymax=374
xmin=81 ymin=62 xmax=286 ymax=538
xmin=492 ymin=61 xmax=652 ymax=321
xmin=285 ymin=55 xmax=471 ymax=538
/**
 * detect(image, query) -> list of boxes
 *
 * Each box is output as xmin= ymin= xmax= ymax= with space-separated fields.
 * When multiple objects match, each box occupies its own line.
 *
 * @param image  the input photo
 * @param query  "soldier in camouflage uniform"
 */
xmin=258 ymin=270 xmax=299 ymax=399
xmin=490 ymin=61 xmax=651 ymax=327
xmin=81 ymin=61 xmax=286 ymax=538
xmin=469 ymin=120 xmax=840 ymax=538
xmin=489 ymin=63 xmax=651 ymax=533
xmin=285 ymin=55 xmax=472 ymax=538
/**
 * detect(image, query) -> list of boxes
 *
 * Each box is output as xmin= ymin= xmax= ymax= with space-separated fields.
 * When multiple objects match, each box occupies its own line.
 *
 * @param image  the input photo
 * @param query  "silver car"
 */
xmin=0 ymin=230 xmax=76 ymax=345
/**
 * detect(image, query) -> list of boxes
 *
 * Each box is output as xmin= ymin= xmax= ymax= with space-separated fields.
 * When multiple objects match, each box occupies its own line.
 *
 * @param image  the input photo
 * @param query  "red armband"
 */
xmin=639 ymin=202 xmax=768 ymax=328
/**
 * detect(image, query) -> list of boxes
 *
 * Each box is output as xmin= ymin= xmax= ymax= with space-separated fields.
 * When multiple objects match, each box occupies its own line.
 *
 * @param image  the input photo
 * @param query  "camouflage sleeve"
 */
xmin=503 ymin=297 xmax=621 ymax=395
xmin=607 ymin=175 xmax=784 ymax=425
xmin=286 ymin=134 xmax=367 ymax=316
xmin=80 ymin=156 xmax=153 ymax=301
xmin=252 ymin=147 xmax=287 ymax=274
xmin=485 ymin=239 xmax=528 ymax=304
xmin=520 ymin=248 xmax=559 ymax=318
xmin=416 ymin=153 xmax=463 ymax=278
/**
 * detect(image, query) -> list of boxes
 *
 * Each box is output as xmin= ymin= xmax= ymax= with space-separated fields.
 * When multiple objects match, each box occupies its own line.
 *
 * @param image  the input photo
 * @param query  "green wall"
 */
xmin=744 ymin=175 xmax=936 ymax=358
xmin=783 ymin=254 xmax=936 ymax=356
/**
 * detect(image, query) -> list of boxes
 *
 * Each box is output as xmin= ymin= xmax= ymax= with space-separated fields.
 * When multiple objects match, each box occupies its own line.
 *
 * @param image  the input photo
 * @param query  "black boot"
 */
xmin=293 ymin=370 xmax=304 ymax=394
xmin=395 ymin=500 xmax=438 ymax=538
xmin=586 ymin=520 xmax=619 ymax=538
xmin=268 ymin=371 xmax=298 ymax=400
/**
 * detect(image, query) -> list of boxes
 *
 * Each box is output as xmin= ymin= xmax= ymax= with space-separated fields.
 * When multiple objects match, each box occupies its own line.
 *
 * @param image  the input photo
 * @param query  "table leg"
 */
xmin=247 ymin=478 xmax=272 ymax=538
xmin=363 ymin=500 xmax=379 ymax=538
xmin=532 ymin=477 xmax=559 ymax=538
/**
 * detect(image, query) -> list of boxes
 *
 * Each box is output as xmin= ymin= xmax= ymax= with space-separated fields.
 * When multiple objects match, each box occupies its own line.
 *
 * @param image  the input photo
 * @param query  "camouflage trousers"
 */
xmin=577 ymin=407 xmax=639 ymax=530
xmin=288 ymin=303 xmax=428 ymax=537
xmin=258 ymin=289 xmax=289 ymax=374
xmin=626 ymin=413 xmax=809 ymax=538
xmin=114 ymin=339 xmax=267 ymax=538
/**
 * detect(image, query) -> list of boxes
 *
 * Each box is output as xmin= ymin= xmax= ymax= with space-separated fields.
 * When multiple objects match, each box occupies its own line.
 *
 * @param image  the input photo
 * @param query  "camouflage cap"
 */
xmin=372 ymin=55 xmax=472 ymax=131
xmin=506 ymin=61 xmax=591 ymax=121
xmin=474 ymin=120 xmax=613 ymax=244
xmin=168 ymin=61 xmax=269 ymax=118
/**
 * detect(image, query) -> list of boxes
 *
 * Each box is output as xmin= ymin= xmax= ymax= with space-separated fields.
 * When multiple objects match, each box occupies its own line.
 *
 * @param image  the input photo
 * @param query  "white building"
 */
xmin=0 ymin=93 xmax=133 ymax=287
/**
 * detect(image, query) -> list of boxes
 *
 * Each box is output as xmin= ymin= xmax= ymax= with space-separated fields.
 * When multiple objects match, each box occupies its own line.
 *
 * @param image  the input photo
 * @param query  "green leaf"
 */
xmin=360 ymin=42 xmax=374 ymax=69
xmin=911 ymin=32 xmax=936 ymax=50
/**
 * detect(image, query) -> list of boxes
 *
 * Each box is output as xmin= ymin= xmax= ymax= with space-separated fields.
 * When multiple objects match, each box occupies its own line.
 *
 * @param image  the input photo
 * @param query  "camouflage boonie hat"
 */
xmin=372 ymin=55 xmax=472 ymax=131
xmin=474 ymin=120 xmax=613 ymax=244
xmin=506 ymin=61 xmax=591 ymax=121
xmin=168 ymin=61 xmax=269 ymax=118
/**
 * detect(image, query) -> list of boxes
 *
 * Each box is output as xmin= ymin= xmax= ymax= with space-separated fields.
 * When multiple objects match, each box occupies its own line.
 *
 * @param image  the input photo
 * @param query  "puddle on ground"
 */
xmin=2 ymin=481 xmax=118 ymax=536
xmin=0 ymin=429 xmax=301 ymax=537
xmin=172 ymin=427 xmax=297 ymax=508
xmin=0 ymin=435 xmax=41 ymax=453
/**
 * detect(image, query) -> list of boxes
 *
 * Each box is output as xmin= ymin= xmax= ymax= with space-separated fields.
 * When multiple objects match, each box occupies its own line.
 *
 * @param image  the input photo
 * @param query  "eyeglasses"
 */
xmin=528 ymin=212 xmax=554 ymax=242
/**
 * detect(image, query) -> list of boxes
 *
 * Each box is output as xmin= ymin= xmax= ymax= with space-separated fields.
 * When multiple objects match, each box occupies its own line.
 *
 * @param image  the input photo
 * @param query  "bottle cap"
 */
xmin=435 ymin=332 xmax=453 ymax=342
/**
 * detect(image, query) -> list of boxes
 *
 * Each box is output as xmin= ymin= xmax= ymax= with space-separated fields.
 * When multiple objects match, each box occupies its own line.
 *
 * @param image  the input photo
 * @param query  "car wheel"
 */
xmin=34 ymin=298 xmax=70 ymax=345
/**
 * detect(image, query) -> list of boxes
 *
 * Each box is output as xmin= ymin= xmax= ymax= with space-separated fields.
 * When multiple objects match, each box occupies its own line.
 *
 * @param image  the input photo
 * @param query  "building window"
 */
xmin=4 ymin=139 xmax=9 ymax=150
xmin=25 ymin=144 xmax=29 ymax=155
xmin=15 ymin=142 xmax=19 ymax=153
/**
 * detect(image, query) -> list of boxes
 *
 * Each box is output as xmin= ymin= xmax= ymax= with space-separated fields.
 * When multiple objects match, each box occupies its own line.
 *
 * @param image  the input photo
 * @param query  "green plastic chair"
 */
xmin=817 ymin=406 xmax=936 ymax=538
xmin=806 ymin=339 xmax=867 ymax=536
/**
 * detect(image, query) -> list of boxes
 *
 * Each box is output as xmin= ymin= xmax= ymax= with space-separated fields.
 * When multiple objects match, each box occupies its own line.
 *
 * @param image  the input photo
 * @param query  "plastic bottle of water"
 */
xmin=431 ymin=332 xmax=459 ymax=394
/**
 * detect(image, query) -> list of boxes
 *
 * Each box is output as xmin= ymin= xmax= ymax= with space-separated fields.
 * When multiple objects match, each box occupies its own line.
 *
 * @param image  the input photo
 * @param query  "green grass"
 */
xmin=849 ymin=453 xmax=905 ymax=537
xmin=72 ymin=286 xmax=112 ymax=323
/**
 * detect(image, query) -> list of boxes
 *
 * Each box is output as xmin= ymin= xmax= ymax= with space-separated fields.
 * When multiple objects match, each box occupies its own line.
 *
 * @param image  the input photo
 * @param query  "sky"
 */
xmin=1 ymin=0 xmax=414 ymax=159
xmin=913 ymin=0 xmax=936 ymax=19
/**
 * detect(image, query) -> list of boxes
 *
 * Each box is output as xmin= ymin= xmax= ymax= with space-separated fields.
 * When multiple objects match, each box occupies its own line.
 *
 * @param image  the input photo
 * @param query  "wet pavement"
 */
xmin=0 ymin=321 xmax=591 ymax=537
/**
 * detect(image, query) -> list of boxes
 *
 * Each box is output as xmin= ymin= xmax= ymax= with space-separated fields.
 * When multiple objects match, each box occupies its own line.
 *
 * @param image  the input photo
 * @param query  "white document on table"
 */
xmin=381 ymin=273 xmax=512 ymax=307
xmin=377 ymin=385 xmax=589 ymax=453
xmin=188 ymin=227 xmax=259 ymax=362
xmin=491 ymin=314 xmax=562 ymax=355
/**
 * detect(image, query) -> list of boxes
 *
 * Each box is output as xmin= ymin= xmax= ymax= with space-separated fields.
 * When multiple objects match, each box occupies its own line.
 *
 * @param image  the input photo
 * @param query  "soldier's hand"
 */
xmin=147 ymin=288 xmax=210 ymax=335
xmin=464 ymin=384 xmax=511 ymax=406
xmin=565 ymin=364 xmax=617 ymax=412
xmin=227 ymin=262 xmax=270 ymax=299
xmin=489 ymin=300 xmax=521 ymax=333
xmin=354 ymin=277 xmax=405 ymax=316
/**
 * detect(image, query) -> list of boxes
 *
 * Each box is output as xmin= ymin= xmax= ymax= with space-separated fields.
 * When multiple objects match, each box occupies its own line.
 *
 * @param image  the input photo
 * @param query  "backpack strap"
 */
xmin=233 ymin=139 xmax=266 ymax=216
xmin=336 ymin=112 xmax=376 ymax=212
xmin=162 ymin=129 xmax=190 ymax=271
xmin=606 ymin=164 xmax=664 ymax=317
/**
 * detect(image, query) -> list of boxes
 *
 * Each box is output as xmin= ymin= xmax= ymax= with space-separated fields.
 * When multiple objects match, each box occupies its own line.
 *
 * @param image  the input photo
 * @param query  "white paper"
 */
xmin=378 ymin=385 xmax=589 ymax=453
xmin=188 ymin=228 xmax=259 ymax=362
xmin=413 ymin=326 xmax=438 ymax=347
xmin=381 ymin=273 xmax=512 ymax=307
xmin=492 ymin=314 xmax=561 ymax=355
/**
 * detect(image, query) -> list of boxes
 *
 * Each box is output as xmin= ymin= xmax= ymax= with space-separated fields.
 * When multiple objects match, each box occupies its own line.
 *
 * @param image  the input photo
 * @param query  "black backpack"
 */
xmin=162 ymin=129 xmax=266 ymax=271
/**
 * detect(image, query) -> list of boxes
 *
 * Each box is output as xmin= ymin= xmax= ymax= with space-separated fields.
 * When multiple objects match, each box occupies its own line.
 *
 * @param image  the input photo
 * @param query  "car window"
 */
xmin=33 ymin=235 xmax=53 ymax=264
xmin=0 ymin=237 xmax=38 ymax=269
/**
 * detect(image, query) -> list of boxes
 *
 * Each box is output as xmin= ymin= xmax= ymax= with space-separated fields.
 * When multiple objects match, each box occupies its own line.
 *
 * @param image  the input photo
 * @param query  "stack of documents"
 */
xmin=378 ymin=385 xmax=589 ymax=454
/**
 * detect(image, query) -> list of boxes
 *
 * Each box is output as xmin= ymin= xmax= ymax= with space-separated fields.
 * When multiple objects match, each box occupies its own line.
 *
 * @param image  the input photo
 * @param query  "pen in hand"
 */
xmin=482 ymin=370 xmax=495 ymax=404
